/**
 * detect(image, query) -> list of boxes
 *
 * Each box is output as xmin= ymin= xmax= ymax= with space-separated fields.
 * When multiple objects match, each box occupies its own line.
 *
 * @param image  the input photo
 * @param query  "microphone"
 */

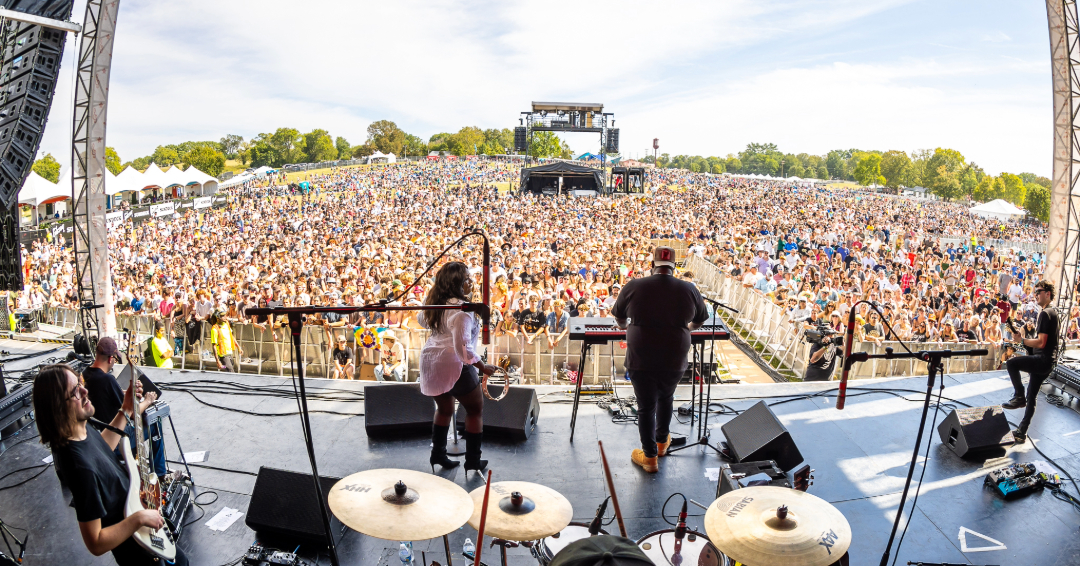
xmin=588 ymin=498 xmax=608 ymax=535
xmin=481 ymin=231 xmax=491 ymax=345
xmin=672 ymin=499 xmax=688 ymax=564
xmin=837 ymin=306 xmax=857 ymax=410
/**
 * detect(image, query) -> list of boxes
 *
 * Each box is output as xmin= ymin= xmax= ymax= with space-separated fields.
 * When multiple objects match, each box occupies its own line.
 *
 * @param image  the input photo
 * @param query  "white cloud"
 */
xmin=35 ymin=0 xmax=1050 ymax=177
xmin=982 ymin=31 xmax=1012 ymax=43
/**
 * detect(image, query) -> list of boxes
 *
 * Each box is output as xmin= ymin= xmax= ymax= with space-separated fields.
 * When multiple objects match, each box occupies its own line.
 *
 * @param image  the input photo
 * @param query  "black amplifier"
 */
xmin=716 ymin=460 xmax=791 ymax=498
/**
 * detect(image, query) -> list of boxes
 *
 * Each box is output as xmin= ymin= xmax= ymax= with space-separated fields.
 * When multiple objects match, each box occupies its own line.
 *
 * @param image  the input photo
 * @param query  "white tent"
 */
xmin=969 ymin=199 xmax=1025 ymax=221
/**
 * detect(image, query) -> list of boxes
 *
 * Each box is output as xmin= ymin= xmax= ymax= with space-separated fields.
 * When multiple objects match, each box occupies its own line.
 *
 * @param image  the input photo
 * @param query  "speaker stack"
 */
xmin=605 ymin=128 xmax=620 ymax=154
xmin=514 ymin=127 xmax=528 ymax=153
xmin=455 ymin=384 xmax=539 ymax=441
xmin=363 ymin=383 xmax=433 ymax=437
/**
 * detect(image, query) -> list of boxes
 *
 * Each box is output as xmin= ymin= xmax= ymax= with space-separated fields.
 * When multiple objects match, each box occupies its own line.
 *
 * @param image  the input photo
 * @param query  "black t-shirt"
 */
xmin=333 ymin=346 xmax=354 ymax=366
xmin=610 ymin=273 xmax=709 ymax=372
xmin=83 ymin=367 xmax=122 ymax=424
xmin=52 ymin=426 xmax=150 ymax=565
xmin=1034 ymin=306 xmax=1060 ymax=360
xmin=805 ymin=341 xmax=837 ymax=382
xmin=520 ymin=309 xmax=546 ymax=333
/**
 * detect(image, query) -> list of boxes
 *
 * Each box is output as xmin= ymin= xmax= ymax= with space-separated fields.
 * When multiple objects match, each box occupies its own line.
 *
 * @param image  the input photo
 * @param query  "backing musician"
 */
xmin=611 ymin=247 xmax=709 ymax=473
xmin=33 ymin=364 xmax=189 ymax=565
xmin=1001 ymin=280 xmax=1059 ymax=444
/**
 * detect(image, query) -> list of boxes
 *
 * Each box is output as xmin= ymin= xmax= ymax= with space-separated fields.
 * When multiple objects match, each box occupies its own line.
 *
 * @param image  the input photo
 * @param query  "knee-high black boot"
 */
xmin=430 ymin=424 xmax=460 ymax=471
xmin=463 ymin=431 xmax=487 ymax=474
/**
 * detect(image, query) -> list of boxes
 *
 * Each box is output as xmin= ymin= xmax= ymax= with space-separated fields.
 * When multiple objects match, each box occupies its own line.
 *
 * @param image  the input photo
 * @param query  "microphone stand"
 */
xmin=245 ymin=232 xmax=493 ymax=566
xmin=667 ymin=296 xmax=732 ymax=456
xmin=839 ymin=345 xmax=988 ymax=566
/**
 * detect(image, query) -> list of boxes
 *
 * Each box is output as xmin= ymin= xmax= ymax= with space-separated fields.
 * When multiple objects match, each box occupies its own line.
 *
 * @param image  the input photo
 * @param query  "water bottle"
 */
xmin=398 ymin=542 xmax=413 ymax=565
xmin=463 ymin=537 xmax=476 ymax=556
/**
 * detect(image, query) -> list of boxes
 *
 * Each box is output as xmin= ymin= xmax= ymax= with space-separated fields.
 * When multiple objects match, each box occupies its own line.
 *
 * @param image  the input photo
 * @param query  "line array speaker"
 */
xmin=456 ymin=384 xmax=539 ymax=441
xmin=605 ymin=128 xmax=619 ymax=154
xmin=514 ymin=127 xmax=527 ymax=152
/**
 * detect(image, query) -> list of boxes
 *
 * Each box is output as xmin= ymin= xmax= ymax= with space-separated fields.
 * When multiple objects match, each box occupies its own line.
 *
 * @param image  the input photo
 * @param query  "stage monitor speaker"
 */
xmin=720 ymin=400 xmax=803 ymax=472
xmin=937 ymin=405 xmax=1013 ymax=458
xmin=606 ymin=128 xmax=619 ymax=154
xmin=456 ymin=384 xmax=539 ymax=441
xmin=514 ymin=127 xmax=528 ymax=152
xmin=364 ymin=383 xmax=434 ymax=437
xmin=246 ymin=466 xmax=341 ymax=544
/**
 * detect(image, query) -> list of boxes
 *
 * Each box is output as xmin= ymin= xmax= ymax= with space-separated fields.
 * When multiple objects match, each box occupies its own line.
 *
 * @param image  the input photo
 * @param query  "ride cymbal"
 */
xmin=704 ymin=486 xmax=851 ymax=566
xmin=329 ymin=468 xmax=473 ymax=541
xmin=468 ymin=481 xmax=573 ymax=541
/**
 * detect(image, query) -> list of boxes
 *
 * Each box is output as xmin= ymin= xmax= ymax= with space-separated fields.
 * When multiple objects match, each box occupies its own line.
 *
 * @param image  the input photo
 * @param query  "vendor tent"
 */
xmin=519 ymin=161 xmax=605 ymax=196
xmin=969 ymin=199 xmax=1025 ymax=221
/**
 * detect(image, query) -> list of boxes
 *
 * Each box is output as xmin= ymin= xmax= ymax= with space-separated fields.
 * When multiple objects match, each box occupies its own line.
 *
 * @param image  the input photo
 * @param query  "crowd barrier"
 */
xmin=935 ymin=237 xmax=1044 ymax=255
xmin=38 ymin=306 xmax=629 ymax=383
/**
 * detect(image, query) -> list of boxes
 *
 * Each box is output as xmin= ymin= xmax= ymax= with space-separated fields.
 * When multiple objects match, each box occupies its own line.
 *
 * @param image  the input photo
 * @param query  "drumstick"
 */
xmin=474 ymin=470 xmax=493 ymax=566
xmin=597 ymin=441 xmax=628 ymax=538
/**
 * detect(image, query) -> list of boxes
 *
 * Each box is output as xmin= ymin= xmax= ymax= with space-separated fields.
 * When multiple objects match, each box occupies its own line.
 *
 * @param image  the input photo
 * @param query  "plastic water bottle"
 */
xmin=398 ymin=542 xmax=413 ymax=565
xmin=463 ymin=537 xmax=476 ymax=556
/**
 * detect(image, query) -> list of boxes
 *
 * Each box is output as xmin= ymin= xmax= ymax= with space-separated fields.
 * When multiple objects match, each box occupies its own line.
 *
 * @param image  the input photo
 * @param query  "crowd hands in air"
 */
xmin=14 ymin=159 xmax=1067 ymax=374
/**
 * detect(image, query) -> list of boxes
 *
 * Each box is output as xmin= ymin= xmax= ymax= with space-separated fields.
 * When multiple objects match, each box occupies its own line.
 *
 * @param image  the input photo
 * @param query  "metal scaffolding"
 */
xmin=71 ymin=0 xmax=118 ymax=342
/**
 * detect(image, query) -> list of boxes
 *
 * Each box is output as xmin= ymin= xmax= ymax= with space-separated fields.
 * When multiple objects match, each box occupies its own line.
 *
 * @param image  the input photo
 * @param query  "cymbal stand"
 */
xmin=490 ymin=539 xmax=517 ymax=566
xmin=447 ymin=399 xmax=465 ymax=456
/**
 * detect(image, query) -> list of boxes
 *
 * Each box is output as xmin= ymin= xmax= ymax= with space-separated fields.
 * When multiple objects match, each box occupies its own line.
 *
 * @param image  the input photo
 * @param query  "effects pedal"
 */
xmin=242 ymin=543 xmax=308 ymax=566
xmin=984 ymin=462 xmax=1036 ymax=485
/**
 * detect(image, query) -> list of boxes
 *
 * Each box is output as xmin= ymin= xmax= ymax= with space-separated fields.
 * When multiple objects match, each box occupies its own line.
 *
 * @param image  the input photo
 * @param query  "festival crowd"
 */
xmin=14 ymin=158 xmax=1066 ymax=376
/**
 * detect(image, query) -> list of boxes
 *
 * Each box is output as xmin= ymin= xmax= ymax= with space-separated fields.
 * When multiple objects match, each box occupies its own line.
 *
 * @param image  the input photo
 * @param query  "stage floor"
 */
xmin=3 ymin=359 xmax=1080 ymax=565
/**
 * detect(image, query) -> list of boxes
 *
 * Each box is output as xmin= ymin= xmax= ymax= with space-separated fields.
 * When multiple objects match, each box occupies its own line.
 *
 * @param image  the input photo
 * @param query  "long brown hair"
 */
xmin=33 ymin=364 xmax=80 ymax=448
xmin=424 ymin=262 xmax=471 ymax=334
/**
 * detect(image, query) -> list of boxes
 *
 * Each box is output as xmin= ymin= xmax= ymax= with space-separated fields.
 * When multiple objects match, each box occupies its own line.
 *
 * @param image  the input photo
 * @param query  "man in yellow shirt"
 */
xmin=210 ymin=311 xmax=241 ymax=373
xmin=150 ymin=321 xmax=173 ymax=368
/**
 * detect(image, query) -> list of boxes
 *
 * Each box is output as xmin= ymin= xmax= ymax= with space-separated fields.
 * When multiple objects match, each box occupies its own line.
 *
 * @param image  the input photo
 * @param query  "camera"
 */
xmin=805 ymin=322 xmax=844 ymax=346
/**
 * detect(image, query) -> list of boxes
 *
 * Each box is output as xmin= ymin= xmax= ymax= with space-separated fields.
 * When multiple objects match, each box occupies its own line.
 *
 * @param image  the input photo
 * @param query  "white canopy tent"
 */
xmin=969 ymin=199 xmax=1025 ymax=221
xmin=18 ymin=170 xmax=71 ymax=224
xmin=108 ymin=163 xmax=221 ymax=204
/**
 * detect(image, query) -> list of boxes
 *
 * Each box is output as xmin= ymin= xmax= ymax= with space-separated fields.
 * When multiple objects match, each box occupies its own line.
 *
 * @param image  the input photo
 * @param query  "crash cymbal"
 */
xmin=468 ymin=481 xmax=573 ymax=541
xmin=329 ymin=468 xmax=473 ymax=541
xmin=704 ymin=486 xmax=851 ymax=566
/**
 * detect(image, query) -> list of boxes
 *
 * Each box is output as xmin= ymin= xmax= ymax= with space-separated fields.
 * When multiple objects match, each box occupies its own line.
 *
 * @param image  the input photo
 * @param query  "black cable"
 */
xmin=181 ymin=490 xmax=220 ymax=528
xmin=660 ymin=492 xmax=687 ymax=527
xmin=166 ymin=460 xmax=259 ymax=478
xmin=0 ymin=463 xmax=50 ymax=491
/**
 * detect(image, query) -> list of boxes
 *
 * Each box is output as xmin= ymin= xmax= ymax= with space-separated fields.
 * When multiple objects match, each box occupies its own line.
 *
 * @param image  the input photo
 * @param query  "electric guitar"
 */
xmin=120 ymin=331 xmax=176 ymax=561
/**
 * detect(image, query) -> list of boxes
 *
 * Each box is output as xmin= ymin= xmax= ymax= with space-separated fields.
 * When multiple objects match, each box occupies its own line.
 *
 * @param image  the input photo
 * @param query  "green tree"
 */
xmin=1000 ymin=172 xmax=1026 ymax=206
xmin=149 ymin=146 xmax=181 ymax=167
xmin=366 ymin=120 xmax=405 ymax=156
xmin=921 ymin=148 xmax=965 ymax=190
xmin=352 ymin=144 xmax=376 ymax=158
xmin=335 ymin=136 xmax=351 ymax=160
xmin=247 ymin=140 xmax=277 ymax=168
xmin=269 ymin=128 xmax=303 ymax=165
xmin=927 ymin=164 xmax=962 ymax=201
xmin=105 ymin=147 xmax=122 ymax=175
xmin=825 ymin=150 xmax=847 ymax=180
xmin=403 ymin=134 xmax=427 ymax=158
xmin=183 ymin=145 xmax=226 ymax=176
xmin=448 ymin=126 xmax=485 ymax=156
xmin=1025 ymin=183 xmax=1051 ymax=223
xmin=529 ymin=131 xmax=564 ymax=159
xmin=32 ymin=153 xmax=60 ymax=182
xmin=880 ymin=150 xmax=911 ymax=189
xmin=1018 ymin=172 xmax=1051 ymax=189
xmin=973 ymin=176 xmax=1002 ymax=202
xmin=302 ymin=129 xmax=337 ymax=163
xmin=852 ymin=152 xmax=885 ymax=186
xmin=724 ymin=156 xmax=740 ymax=173
xmin=220 ymin=134 xmax=243 ymax=159
xmin=711 ymin=163 xmax=725 ymax=174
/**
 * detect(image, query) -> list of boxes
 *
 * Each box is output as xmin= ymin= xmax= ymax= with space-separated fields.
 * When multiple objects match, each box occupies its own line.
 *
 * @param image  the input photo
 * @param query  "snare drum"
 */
xmin=636 ymin=529 xmax=729 ymax=566
xmin=531 ymin=522 xmax=608 ymax=565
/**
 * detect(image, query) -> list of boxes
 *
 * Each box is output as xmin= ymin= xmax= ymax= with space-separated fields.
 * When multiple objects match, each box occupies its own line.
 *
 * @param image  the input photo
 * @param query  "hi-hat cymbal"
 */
xmin=704 ymin=486 xmax=851 ymax=566
xmin=329 ymin=469 xmax=473 ymax=541
xmin=468 ymin=481 xmax=573 ymax=541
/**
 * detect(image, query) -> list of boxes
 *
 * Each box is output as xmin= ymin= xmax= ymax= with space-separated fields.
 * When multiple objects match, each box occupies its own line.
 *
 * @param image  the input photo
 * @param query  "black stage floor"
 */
xmin=4 ymin=361 xmax=1080 ymax=565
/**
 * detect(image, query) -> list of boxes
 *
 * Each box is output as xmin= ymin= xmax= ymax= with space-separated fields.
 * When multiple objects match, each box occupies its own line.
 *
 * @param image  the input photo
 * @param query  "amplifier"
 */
xmin=1051 ymin=364 xmax=1080 ymax=396
xmin=0 ymin=384 xmax=32 ymax=435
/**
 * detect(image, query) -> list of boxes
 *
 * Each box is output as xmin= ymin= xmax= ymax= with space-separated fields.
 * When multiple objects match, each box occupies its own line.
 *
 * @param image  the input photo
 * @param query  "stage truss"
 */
xmin=71 ymin=0 xmax=118 ymax=342
xmin=520 ymin=101 xmax=614 ymax=180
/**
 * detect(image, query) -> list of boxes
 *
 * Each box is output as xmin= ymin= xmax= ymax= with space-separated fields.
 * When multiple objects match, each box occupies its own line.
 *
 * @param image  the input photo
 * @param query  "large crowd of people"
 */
xmin=15 ymin=158 xmax=1064 ymax=375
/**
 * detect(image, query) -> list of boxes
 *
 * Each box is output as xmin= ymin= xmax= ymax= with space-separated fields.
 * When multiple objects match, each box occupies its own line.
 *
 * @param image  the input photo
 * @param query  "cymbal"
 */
xmin=468 ymin=481 xmax=573 ymax=541
xmin=329 ymin=468 xmax=473 ymax=541
xmin=704 ymin=486 xmax=851 ymax=566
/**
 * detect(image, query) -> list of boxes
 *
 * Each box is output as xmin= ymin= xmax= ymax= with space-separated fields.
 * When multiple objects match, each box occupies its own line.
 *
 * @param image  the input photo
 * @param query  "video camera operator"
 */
xmin=804 ymin=322 xmax=843 ymax=382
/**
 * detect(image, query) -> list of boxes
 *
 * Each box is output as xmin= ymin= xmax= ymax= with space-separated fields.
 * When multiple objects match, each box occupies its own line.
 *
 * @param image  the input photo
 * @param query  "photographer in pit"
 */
xmin=804 ymin=321 xmax=843 ymax=382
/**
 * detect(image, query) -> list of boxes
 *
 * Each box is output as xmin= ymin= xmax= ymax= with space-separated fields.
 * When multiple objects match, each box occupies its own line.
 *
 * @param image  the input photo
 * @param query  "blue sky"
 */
xmin=39 ymin=0 xmax=1053 ymax=176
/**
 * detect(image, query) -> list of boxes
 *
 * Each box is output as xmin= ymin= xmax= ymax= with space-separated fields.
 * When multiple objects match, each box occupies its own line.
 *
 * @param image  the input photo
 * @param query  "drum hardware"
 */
xmin=530 ymin=523 xmax=609 ymax=566
xmin=636 ymin=529 xmax=726 ymax=566
xmin=469 ymin=480 xmax=573 ymax=566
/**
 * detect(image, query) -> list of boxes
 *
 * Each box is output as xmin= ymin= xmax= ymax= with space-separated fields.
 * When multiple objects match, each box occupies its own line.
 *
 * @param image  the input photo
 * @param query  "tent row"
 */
xmin=17 ymin=162 xmax=220 ymax=223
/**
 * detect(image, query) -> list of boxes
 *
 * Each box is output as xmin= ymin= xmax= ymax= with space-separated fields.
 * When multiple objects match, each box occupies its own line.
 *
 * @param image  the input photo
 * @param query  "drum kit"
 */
xmin=328 ymin=462 xmax=851 ymax=566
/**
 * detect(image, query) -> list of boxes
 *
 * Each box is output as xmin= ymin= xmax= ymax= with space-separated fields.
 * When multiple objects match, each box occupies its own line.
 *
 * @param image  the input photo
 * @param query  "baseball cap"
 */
xmin=549 ymin=535 xmax=652 ymax=566
xmin=95 ymin=336 xmax=119 ymax=358
xmin=652 ymin=247 xmax=676 ymax=268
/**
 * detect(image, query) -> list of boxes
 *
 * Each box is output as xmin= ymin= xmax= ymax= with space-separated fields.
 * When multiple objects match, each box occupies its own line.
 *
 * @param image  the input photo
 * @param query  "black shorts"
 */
xmin=445 ymin=364 xmax=480 ymax=398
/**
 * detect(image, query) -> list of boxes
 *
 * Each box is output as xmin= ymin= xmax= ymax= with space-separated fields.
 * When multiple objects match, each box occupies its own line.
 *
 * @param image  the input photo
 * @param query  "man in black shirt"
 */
xmin=612 ymin=247 xmax=709 ymax=473
xmin=1002 ymin=280 xmax=1059 ymax=443
xmin=33 ymin=364 xmax=188 ymax=565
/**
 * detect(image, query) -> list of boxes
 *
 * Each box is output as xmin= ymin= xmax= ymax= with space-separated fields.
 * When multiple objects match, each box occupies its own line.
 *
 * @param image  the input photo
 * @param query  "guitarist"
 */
xmin=32 ymin=364 xmax=189 ymax=565
xmin=1001 ymin=280 xmax=1059 ymax=444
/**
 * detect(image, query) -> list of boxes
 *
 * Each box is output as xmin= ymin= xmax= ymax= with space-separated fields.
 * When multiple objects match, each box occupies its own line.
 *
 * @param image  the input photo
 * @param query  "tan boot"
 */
xmin=631 ymin=449 xmax=658 ymax=473
xmin=657 ymin=434 xmax=672 ymax=457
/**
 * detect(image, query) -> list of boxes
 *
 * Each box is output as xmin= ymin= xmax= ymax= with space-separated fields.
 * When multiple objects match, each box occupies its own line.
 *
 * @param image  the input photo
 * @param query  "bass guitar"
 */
xmin=119 ymin=331 xmax=176 ymax=560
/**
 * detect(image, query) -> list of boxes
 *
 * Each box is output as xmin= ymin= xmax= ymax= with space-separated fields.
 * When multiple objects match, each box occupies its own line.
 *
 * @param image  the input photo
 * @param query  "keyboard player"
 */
xmin=610 ymin=246 xmax=709 ymax=473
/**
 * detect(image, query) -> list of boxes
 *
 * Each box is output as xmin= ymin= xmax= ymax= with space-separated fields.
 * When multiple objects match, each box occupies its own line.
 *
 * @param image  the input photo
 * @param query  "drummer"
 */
xmin=418 ymin=262 xmax=500 ymax=473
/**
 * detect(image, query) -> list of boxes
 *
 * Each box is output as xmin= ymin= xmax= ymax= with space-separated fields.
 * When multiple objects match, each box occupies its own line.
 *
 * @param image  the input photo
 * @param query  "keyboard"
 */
xmin=569 ymin=317 xmax=730 ymax=345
